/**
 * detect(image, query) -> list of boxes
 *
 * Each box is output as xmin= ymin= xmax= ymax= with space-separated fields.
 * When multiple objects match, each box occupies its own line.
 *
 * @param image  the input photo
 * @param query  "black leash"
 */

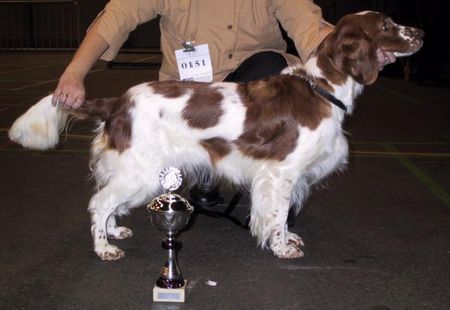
xmin=290 ymin=73 xmax=347 ymax=113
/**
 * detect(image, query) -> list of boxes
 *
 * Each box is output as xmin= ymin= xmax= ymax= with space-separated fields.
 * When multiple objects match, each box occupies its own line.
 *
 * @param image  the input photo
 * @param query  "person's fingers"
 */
xmin=57 ymin=91 xmax=68 ymax=107
xmin=52 ymin=87 xmax=63 ymax=106
xmin=70 ymin=87 xmax=85 ymax=108
xmin=51 ymin=93 xmax=57 ymax=106
xmin=376 ymin=49 xmax=397 ymax=70
xmin=52 ymin=85 xmax=85 ymax=108
xmin=74 ymin=91 xmax=85 ymax=108
xmin=72 ymin=98 xmax=84 ymax=109
xmin=386 ymin=51 xmax=396 ymax=64
xmin=66 ymin=90 xmax=78 ymax=108
xmin=52 ymin=71 xmax=85 ymax=108
xmin=377 ymin=49 xmax=387 ymax=66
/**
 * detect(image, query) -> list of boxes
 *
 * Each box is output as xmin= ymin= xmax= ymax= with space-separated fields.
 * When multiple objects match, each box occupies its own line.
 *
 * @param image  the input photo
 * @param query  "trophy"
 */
xmin=147 ymin=167 xmax=194 ymax=303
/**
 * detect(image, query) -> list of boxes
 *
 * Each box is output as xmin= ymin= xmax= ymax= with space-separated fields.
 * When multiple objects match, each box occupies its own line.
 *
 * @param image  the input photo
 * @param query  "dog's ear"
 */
xmin=335 ymin=22 xmax=379 ymax=85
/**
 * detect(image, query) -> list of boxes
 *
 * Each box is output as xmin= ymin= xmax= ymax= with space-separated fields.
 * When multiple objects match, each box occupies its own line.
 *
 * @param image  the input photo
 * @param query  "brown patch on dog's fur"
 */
xmin=152 ymin=81 xmax=224 ymax=129
xmin=316 ymin=37 xmax=348 ymax=86
xmin=200 ymin=137 xmax=232 ymax=164
xmin=183 ymin=86 xmax=224 ymax=129
xmin=315 ymin=77 xmax=334 ymax=93
xmin=151 ymin=81 xmax=186 ymax=98
xmin=235 ymin=75 xmax=331 ymax=161
xmin=72 ymin=95 xmax=134 ymax=153
xmin=290 ymin=68 xmax=335 ymax=94
xmin=317 ymin=20 xmax=378 ymax=85
xmin=65 ymin=97 xmax=118 ymax=120
xmin=103 ymin=93 xmax=134 ymax=153
xmin=64 ymin=96 xmax=133 ymax=152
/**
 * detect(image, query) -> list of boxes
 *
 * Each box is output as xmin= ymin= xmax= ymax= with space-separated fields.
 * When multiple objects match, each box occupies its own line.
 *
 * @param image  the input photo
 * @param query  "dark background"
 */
xmin=0 ymin=0 xmax=444 ymax=48
xmin=0 ymin=0 xmax=448 ymax=85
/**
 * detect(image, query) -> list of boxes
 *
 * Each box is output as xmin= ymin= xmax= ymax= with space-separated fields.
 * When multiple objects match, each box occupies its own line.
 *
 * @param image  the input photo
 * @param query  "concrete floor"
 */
xmin=0 ymin=52 xmax=449 ymax=309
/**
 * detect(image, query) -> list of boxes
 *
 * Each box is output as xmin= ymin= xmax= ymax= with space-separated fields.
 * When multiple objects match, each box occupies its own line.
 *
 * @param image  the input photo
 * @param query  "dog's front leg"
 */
xmin=250 ymin=167 xmax=304 ymax=259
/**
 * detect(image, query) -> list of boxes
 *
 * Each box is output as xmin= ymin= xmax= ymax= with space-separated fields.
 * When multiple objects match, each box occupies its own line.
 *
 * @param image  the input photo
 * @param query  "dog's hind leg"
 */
xmin=250 ymin=166 xmax=304 ymax=259
xmin=88 ymin=180 xmax=146 ymax=261
xmin=106 ymin=214 xmax=133 ymax=240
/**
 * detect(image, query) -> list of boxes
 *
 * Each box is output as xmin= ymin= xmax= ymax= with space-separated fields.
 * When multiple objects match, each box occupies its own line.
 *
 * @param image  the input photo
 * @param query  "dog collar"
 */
xmin=289 ymin=73 xmax=347 ymax=113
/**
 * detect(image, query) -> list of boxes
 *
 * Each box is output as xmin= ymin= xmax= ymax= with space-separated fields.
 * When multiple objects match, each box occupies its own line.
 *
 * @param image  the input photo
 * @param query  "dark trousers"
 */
xmin=224 ymin=51 xmax=288 ymax=82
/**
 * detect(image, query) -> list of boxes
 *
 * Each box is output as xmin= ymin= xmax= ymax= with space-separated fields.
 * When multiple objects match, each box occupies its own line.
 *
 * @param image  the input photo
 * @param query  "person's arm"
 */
xmin=52 ymin=20 xmax=109 ymax=108
xmin=274 ymin=0 xmax=334 ymax=63
xmin=53 ymin=0 xmax=163 ymax=108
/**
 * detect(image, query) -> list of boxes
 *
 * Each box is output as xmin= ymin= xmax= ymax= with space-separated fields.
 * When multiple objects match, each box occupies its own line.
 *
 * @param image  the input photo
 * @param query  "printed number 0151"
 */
xmin=180 ymin=59 xmax=207 ymax=69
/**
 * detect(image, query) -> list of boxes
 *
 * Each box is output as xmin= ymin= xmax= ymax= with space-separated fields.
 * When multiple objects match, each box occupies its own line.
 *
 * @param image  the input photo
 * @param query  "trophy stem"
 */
xmin=156 ymin=234 xmax=185 ymax=289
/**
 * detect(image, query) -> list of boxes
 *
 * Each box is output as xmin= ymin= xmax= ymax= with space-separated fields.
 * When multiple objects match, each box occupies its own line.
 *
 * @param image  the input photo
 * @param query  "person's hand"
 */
xmin=376 ymin=48 xmax=396 ymax=70
xmin=52 ymin=68 xmax=85 ymax=108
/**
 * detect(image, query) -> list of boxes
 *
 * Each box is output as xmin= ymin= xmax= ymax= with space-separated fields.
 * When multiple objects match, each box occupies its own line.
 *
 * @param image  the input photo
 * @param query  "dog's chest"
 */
xmin=295 ymin=118 xmax=348 ymax=171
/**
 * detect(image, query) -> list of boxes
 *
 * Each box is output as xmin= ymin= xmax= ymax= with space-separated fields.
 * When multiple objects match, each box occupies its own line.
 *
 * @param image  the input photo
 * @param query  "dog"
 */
xmin=9 ymin=12 xmax=423 ymax=260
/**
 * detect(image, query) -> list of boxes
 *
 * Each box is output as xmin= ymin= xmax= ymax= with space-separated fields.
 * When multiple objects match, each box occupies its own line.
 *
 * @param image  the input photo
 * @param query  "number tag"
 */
xmin=175 ymin=44 xmax=213 ymax=82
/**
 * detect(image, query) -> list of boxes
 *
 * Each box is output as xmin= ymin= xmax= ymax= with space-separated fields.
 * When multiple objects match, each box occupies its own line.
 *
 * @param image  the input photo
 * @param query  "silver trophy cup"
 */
xmin=147 ymin=167 xmax=194 ymax=302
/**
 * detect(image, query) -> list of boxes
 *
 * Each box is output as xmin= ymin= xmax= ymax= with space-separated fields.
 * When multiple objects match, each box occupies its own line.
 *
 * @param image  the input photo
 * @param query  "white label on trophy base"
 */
xmin=153 ymin=281 xmax=186 ymax=303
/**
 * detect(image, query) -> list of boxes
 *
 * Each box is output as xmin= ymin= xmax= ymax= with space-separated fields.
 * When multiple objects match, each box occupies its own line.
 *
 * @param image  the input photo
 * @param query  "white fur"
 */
xmin=8 ymin=95 xmax=67 ymax=150
xmin=355 ymin=11 xmax=379 ymax=16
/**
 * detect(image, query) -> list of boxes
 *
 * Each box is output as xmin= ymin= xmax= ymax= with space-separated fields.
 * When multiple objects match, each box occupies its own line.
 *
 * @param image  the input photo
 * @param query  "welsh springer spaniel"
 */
xmin=9 ymin=12 xmax=423 ymax=260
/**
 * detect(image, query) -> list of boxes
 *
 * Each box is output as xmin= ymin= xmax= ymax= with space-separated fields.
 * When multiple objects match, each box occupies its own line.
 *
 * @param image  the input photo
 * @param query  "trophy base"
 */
xmin=153 ymin=280 xmax=187 ymax=303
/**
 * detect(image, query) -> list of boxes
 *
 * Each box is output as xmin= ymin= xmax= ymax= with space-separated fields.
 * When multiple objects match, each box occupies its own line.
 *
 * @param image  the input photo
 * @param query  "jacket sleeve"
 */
xmin=91 ymin=0 xmax=165 ymax=61
xmin=273 ymin=0 xmax=334 ymax=63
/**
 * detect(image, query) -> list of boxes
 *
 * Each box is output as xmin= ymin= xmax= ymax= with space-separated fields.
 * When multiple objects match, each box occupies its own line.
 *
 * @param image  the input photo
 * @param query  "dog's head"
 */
xmin=318 ymin=11 xmax=424 ymax=85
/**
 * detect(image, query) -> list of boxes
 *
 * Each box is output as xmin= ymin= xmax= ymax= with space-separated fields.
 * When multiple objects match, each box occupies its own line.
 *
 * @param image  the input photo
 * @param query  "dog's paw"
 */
xmin=286 ymin=232 xmax=304 ymax=248
xmin=269 ymin=231 xmax=305 ymax=258
xmin=270 ymin=232 xmax=305 ymax=259
xmin=271 ymin=242 xmax=304 ymax=259
xmin=95 ymin=244 xmax=125 ymax=261
xmin=108 ymin=226 xmax=133 ymax=240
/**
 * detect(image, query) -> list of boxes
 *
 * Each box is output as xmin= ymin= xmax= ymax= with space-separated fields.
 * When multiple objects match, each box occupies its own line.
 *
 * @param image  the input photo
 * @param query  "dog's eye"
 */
xmin=382 ymin=18 xmax=394 ymax=31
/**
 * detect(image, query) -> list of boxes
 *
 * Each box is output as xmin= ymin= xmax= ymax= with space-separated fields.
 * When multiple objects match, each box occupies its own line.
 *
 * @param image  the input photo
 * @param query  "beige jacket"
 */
xmin=94 ymin=0 xmax=333 ymax=81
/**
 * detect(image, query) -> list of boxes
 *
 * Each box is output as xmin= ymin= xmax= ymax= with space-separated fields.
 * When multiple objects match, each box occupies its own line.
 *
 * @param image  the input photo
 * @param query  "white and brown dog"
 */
xmin=9 ymin=12 xmax=423 ymax=260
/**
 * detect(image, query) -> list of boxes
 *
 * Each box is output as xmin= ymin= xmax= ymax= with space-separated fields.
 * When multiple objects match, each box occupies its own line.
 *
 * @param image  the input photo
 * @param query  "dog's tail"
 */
xmin=8 ymin=94 xmax=116 ymax=150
